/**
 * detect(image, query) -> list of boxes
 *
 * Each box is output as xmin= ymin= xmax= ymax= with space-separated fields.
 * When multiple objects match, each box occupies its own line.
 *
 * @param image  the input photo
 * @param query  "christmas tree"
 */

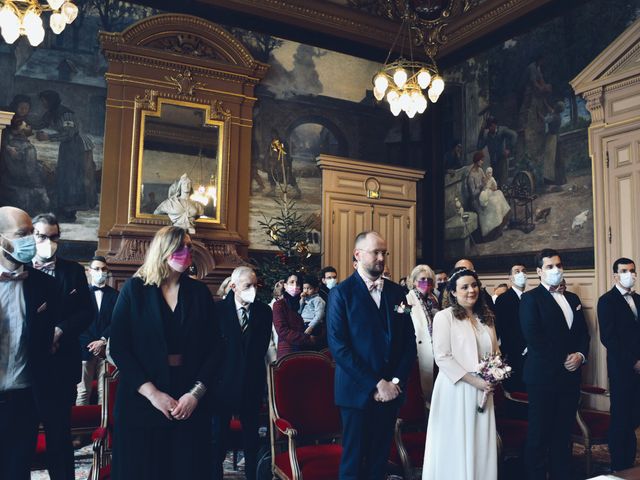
xmin=255 ymin=138 xmax=318 ymax=299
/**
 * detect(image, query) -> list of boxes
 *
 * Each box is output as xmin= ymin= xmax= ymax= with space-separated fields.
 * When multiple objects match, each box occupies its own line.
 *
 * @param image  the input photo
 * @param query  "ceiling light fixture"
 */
xmin=0 ymin=0 xmax=78 ymax=47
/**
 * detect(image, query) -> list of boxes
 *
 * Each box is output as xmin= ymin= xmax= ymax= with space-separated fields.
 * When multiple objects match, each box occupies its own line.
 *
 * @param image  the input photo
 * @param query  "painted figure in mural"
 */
xmin=476 ymin=116 xmax=517 ymax=188
xmin=444 ymin=141 xmax=464 ymax=171
xmin=267 ymin=131 xmax=301 ymax=199
xmin=35 ymin=90 xmax=97 ymax=222
xmin=466 ymin=151 xmax=511 ymax=241
xmin=542 ymin=100 xmax=566 ymax=186
xmin=518 ymin=53 xmax=553 ymax=187
xmin=0 ymin=95 xmax=51 ymax=214
xmin=154 ymin=173 xmax=204 ymax=234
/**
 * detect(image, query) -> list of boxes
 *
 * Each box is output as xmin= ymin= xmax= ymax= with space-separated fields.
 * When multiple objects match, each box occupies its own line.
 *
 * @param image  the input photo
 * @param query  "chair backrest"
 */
xmin=101 ymin=363 xmax=119 ymax=431
xmin=397 ymin=360 xmax=427 ymax=424
xmin=268 ymin=351 xmax=341 ymax=440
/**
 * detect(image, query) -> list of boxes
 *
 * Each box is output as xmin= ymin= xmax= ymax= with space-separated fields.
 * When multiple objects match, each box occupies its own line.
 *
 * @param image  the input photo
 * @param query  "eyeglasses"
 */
xmin=34 ymin=230 xmax=60 ymax=242
xmin=357 ymin=249 xmax=389 ymax=258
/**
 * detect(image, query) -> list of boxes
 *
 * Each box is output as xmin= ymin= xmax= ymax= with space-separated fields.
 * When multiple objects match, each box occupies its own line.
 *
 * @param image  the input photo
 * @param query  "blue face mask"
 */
xmin=1 ymin=234 xmax=36 ymax=264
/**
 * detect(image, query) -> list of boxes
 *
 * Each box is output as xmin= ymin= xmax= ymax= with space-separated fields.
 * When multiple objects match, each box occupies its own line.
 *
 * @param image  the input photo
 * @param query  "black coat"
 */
xmin=214 ymin=294 xmax=272 ymax=411
xmin=520 ymin=284 xmax=590 ymax=391
xmin=598 ymin=286 xmax=640 ymax=386
xmin=109 ymin=276 xmax=223 ymax=427
xmin=79 ymin=285 xmax=118 ymax=361
xmin=495 ymin=287 xmax=526 ymax=390
xmin=49 ymin=257 xmax=93 ymax=386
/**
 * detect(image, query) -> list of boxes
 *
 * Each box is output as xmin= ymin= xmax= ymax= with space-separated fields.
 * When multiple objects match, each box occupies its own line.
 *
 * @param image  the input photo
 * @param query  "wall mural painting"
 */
xmin=0 ymin=3 xmax=156 ymax=242
xmin=441 ymin=0 xmax=640 ymax=268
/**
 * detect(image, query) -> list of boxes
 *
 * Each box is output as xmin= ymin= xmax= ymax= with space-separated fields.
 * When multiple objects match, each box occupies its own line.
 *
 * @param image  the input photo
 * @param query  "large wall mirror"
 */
xmin=133 ymin=95 xmax=227 ymax=225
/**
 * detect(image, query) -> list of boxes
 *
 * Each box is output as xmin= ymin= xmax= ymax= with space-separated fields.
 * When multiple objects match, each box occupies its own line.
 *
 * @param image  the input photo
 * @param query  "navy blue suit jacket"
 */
xmin=327 ymin=272 xmax=416 ymax=409
xmin=520 ymin=284 xmax=590 ymax=391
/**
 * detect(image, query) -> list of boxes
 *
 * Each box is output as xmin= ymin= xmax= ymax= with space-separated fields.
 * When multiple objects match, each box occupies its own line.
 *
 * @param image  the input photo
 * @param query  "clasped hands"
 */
xmin=139 ymin=383 xmax=198 ymax=421
xmin=564 ymin=352 xmax=583 ymax=372
xmin=373 ymin=379 xmax=401 ymax=403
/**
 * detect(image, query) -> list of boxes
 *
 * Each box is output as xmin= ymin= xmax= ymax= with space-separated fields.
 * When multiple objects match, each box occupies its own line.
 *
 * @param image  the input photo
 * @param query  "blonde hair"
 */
xmin=135 ymin=226 xmax=187 ymax=286
xmin=407 ymin=264 xmax=435 ymax=289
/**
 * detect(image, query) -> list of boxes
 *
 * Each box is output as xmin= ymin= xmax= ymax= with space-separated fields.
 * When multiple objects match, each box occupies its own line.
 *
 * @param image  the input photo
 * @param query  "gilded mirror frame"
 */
xmin=130 ymin=89 xmax=231 ymax=227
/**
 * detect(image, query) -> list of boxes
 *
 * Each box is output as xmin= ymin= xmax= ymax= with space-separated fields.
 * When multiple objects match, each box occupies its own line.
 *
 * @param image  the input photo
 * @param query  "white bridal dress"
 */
xmin=422 ymin=310 xmax=498 ymax=480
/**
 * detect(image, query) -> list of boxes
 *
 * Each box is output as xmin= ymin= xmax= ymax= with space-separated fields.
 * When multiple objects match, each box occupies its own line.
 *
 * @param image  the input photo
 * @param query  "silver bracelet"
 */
xmin=189 ymin=381 xmax=207 ymax=401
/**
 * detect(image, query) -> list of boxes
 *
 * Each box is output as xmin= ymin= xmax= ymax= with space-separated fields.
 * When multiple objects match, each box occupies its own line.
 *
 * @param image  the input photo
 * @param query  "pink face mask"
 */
xmin=168 ymin=246 xmax=192 ymax=273
xmin=284 ymin=284 xmax=301 ymax=297
xmin=416 ymin=279 xmax=434 ymax=294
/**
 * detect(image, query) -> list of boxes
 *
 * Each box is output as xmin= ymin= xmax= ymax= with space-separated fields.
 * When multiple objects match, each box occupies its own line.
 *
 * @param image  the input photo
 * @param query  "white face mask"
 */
xmin=35 ymin=239 xmax=57 ymax=260
xmin=619 ymin=272 xmax=636 ymax=290
xmin=544 ymin=267 xmax=563 ymax=287
xmin=90 ymin=270 xmax=108 ymax=286
xmin=513 ymin=272 xmax=527 ymax=288
xmin=239 ymin=286 xmax=256 ymax=304
xmin=325 ymin=278 xmax=337 ymax=289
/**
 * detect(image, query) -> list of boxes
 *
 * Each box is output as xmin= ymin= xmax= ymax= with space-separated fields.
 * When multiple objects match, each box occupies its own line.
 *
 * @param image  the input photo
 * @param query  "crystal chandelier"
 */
xmin=0 ymin=0 xmax=78 ymax=46
xmin=372 ymin=13 xmax=444 ymax=118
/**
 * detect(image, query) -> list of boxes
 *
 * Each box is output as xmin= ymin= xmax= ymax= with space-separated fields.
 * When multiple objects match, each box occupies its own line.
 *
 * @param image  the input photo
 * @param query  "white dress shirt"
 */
xmin=93 ymin=286 xmax=104 ymax=311
xmin=512 ymin=285 xmax=524 ymax=299
xmin=235 ymin=297 xmax=249 ymax=329
xmin=0 ymin=264 xmax=30 ymax=391
xmin=357 ymin=268 xmax=382 ymax=308
xmin=542 ymin=282 xmax=574 ymax=329
xmin=616 ymin=284 xmax=638 ymax=319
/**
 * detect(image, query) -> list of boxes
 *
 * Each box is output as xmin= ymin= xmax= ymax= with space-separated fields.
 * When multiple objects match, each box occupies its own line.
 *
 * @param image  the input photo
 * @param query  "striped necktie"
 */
xmin=240 ymin=307 xmax=249 ymax=333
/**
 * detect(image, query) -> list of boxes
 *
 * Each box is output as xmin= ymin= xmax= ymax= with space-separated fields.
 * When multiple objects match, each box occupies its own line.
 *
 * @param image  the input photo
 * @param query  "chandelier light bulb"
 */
xmin=373 ymin=85 xmax=385 ymax=101
xmin=406 ymin=107 xmax=417 ymax=119
xmin=393 ymin=68 xmax=407 ymax=89
xmin=431 ymin=75 xmax=445 ymax=95
xmin=0 ymin=5 xmax=20 ymax=44
xmin=417 ymin=70 xmax=432 ymax=90
xmin=386 ymin=89 xmax=399 ymax=104
xmin=390 ymin=99 xmax=402 ymax=117
xmin=374 ymin=73 xmax=389 ymax=93
xmin=399 ymin=91 xmax=411 ymax=111
xmin=428 ymin=87 xmax=440 ymax=103
xmin=23 ymin=10 xmax=45 ymax=46
xmin=50 ymin=12 xmax=66 ymax=34
xmin=26 ymin=23 xmax=46 ymax=46
xmin=61 ymin=2 xmax=78 ymax=24
xmin=47 ymin=0 xmax=66 ymax=10
xmin=416 ymin=94 xmax=428 ymax=114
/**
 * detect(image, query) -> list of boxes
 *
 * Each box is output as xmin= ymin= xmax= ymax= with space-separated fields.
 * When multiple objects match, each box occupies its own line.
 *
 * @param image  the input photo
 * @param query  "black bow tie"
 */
xmin=91 ymin=285 xmax=106 ymax=292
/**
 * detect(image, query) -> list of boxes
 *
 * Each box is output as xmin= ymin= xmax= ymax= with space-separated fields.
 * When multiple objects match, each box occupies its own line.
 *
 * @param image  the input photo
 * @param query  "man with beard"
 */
xmin=327 ymin=231 xmax=416 ymax=479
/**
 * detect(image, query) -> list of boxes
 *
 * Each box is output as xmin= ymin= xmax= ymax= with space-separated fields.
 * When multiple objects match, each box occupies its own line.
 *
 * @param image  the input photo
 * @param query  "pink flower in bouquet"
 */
xmin=475 ymin=352 xmax=512 ymax=413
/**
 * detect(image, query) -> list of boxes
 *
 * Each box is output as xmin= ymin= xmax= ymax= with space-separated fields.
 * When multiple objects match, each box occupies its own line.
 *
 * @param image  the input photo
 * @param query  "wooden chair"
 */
xmin=390 ymin=361 xmax=427 ymax=480
xmin=267 ymin=351 xmax=342 ymax=479
xmin=571 ymin=384 xmax=611 ymax=476
xmin=88 ymin=363 xmax=119 ymax=480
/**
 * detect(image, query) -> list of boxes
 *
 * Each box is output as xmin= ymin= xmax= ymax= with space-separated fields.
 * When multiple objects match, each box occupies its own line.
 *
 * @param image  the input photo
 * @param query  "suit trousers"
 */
xmin=76 ymin=357 xmax=105 ymax=406
xmin=525 ymin=386 xmax=579 ymax=480
xmin=41 ymin=384 xmax=76 ymax=480
xmin=339 ymin=400 xmax=399 ymax=480
xmin=212 ymin=407 xmax=261 ymax=480
xmin=0 ymin=387 xmax=39 ymax=480
xmin=609 ymin=376 xmax=640 ymax=471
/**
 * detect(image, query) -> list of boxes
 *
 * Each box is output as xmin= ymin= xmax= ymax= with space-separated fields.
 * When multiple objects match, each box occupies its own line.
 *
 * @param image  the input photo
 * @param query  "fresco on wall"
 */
xmin=441 ymin=0 xmax=640 ymax=267
xmin=0 ymin=2 xmax=155 ymax=242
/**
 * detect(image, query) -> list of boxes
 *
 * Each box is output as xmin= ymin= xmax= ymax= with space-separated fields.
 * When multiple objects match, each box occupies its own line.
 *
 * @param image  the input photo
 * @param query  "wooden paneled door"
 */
xmin=327 ymin=199 xmax=373 ymax=279
xmin=372 ymin=204 xmax=416 ymax=282
xmin=605 ymin=132 xmax=640 ymax=267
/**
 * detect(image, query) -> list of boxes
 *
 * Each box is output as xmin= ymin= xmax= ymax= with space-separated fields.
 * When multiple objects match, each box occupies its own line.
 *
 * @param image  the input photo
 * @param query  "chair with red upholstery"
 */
xmin=571 ymin=384 xmax=611 ymax=476
xmin=390 ymin=360 xmax=427 ymax=480
xmin=267 ymin=351 xmax=342 ymax=480
xmin=89 ymin=363 xmax=119 ymax=480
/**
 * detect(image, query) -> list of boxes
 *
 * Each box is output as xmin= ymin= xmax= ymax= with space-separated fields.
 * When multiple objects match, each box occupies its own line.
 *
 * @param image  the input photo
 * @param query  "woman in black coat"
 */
xmin=109 ymin=226 xmax=222 ymax=479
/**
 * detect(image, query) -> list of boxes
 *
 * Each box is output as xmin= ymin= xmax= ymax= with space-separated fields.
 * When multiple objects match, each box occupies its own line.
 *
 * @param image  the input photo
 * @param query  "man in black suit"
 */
xmin=327 ymin=231 xmax=416 ymax=479
xmin=77 ymin=256 xmax=118 ymax=406
xmin=31 ymin=212 xmax=93 ymax=480
xmin=521 ymin=248 xmax=590 ymax=480
xmin=211 ymin=266 xmax=272 ymax=480
xmin=495 ymin=263 xmax=528 ymax=392
xmin=598 ymin=257 xmax=640 ymax=471
xmin=0 ymin=206 xmax=60 ymax=480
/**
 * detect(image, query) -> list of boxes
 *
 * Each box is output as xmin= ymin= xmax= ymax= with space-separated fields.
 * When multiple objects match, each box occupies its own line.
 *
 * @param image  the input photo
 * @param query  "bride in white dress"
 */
xmin=422 ymin=268 xmax=499 ymax=480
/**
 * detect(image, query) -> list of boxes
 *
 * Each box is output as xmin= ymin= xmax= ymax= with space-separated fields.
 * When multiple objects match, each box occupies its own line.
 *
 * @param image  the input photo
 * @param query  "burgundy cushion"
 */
xmin=229 ymin=418 xmax=242 ymax=432
xmin=273 ymin=354 xmax=341 ymax=438
xmin=71 ymin=405 xmax=102 ymax=428
xmin=389 ymin=431 xmax=426 ymax=466
xmin=35 ymin=433 xmax=47 ymax=454
xmin=98 ymin=464 xmax=111 ymax=480
xmin=497 ymin=419 xmax=528 ymax=449
xmin=397 ymin=361 xmax=427 ymax=424
xmin=573 ymin=410 xmax=610 ymax=439
xmin=274 ymin=444 xmax=342 ymax=480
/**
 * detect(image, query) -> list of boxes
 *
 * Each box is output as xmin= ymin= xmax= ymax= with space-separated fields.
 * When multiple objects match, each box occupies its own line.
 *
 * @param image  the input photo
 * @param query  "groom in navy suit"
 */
xmin=327 ymin=231 xmax=416 ymax=479
xmin=521 ymin=248 xmax=590 ymax=480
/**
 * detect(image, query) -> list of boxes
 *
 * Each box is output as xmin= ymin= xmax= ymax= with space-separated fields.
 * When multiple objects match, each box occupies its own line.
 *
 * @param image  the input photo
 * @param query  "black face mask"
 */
xmin=437 ymin=282 xmax=446 ymax=291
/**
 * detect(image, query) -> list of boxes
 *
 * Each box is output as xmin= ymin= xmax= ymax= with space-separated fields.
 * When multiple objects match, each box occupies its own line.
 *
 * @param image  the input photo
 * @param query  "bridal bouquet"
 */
xmin=475 ymin=352 xmax=512 ymax=413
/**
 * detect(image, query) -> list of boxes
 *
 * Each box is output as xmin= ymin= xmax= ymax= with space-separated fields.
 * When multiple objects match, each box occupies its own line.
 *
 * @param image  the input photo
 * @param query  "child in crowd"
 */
xmin=299 ymin=275 xmax=326 ymax=335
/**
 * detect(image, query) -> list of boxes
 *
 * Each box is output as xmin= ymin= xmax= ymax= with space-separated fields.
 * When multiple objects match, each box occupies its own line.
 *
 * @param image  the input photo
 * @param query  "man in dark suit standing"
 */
xmin=77 ymin=256 xmax=118 ymax=406
xmin=521 ymin=248 xmax=590 ymax=480
xmin=598 ymin=257 xmax=640 ymax=472
xmin=0 ymin=206 xmax=60 ymax=480
xmin=327 ymin=231 xmax=416 ymax=480
xmin=495 ymin=263 xmax=528 ymax=392
xmin=31 ymin=212 xmax=92 ymax=480
xmin=211 ymin=266 xmax=272 ymax=480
